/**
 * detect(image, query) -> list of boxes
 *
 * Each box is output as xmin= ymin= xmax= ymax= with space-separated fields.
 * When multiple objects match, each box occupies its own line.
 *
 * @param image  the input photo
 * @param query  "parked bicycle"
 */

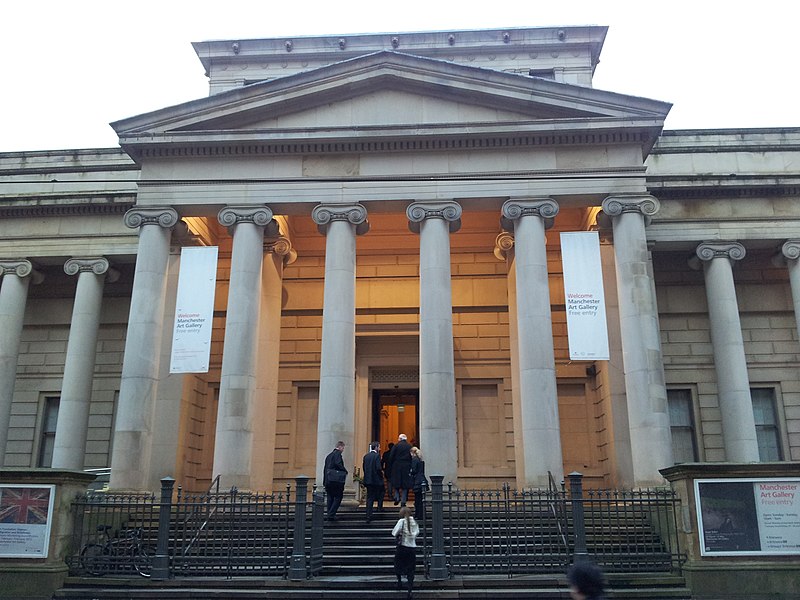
xmin=80 ymin=524 xmax=154 ymax=577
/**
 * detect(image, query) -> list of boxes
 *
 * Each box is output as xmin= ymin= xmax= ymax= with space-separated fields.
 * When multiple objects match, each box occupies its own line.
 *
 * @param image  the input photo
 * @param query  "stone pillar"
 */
xmin=212 ymin=206 xmax=274 ymax=490
xmin=501 ymin=198 xmax=563 ymax=486
xmin=407 ymin=201 xmax=461 ymax=485
xmin=252 ymin=236 xmax=296 ymax=490
xmin=494 ymin=232 xmax=526 ymax=483
xmin=51 ymin=258 xmax=118 ymax=470
xmin=694 ymin=241 xmax=759 ymax=462
xmin=781 ymin=240 xmax=800 ymax=346
xmin=0 ymin=260 xmax=41 ymax=463
xmin=312 ymin=204 xmax=369 ymax=484
xmin=110 ymin=207 xmax=178 ymax=491
xmin=601 ymin=195 xmax=673 ymax=484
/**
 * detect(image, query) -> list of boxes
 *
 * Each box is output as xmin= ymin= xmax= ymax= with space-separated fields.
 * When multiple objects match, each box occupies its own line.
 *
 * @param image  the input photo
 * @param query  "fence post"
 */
xmin=428 ymin=474 xmax=449 ymax=580
xmin=289 ymin=475 xmax=310 ymax=581
xmin=568 ymin=471 xmax=589 ymax=564
xmin=152 ymin=476 xmax=175 ymax=580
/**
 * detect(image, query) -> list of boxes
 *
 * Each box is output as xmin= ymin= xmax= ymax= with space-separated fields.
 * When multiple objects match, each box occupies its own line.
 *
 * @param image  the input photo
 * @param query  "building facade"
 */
xmin=0 ymin=27 xmax=797 ymax=494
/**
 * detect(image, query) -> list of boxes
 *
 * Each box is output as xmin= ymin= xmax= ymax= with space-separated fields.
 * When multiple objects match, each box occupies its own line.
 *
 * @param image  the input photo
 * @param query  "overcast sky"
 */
xmin=2 ymin=1 xmax=797 ymax=152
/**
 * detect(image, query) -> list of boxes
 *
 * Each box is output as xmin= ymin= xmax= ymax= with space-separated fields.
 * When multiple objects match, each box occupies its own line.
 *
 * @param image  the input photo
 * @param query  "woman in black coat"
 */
xmin=410 ymin=446 xmax=428 ymax=520
xmin=389 ymin=434 xmax=413 ymax=506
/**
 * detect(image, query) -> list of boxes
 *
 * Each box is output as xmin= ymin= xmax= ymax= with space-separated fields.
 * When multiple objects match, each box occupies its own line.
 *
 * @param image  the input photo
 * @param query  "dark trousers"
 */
xmin=325 ymin=482 xmax=344 ymax=518
xmin=365 ymin=484 xmax=384 ymax=520
xmin=413 ymin=487 xmax=425 ymax=520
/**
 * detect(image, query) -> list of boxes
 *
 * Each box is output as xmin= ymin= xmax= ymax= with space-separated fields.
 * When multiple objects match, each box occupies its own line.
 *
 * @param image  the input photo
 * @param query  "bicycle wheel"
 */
xmin=80 ymin=543 xmax=108 ymax=576
xmin=133 ymin=544 xmax=154 ymax=578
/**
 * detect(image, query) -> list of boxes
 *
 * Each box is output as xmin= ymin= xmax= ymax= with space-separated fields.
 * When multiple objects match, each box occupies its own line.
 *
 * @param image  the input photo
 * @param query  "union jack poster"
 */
xmin=0 ymin=485 xmax=55 ymax=558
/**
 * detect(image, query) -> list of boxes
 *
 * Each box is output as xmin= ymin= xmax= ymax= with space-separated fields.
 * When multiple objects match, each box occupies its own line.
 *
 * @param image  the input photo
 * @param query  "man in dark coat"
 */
xmin=362 ymin=441 xmax=384 ymax=522
xmin=388 ymin=433 xmax=413 ymax=506
xmin=323 ymin=441 xmax=347 ymax=521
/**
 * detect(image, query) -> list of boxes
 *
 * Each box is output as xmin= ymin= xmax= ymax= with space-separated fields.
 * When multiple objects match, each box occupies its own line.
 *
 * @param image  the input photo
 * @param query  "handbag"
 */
xmin=395 ymin=521 xmax=405 ymax=546
xmin=325 ymin=468 xmax=346 ymax=484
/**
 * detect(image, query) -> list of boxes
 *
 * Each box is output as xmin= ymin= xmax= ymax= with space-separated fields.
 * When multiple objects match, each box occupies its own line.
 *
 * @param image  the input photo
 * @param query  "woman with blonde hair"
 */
xmin=410 ymin=446 xmax=428 ymax=520
xmin=392 ymin=506 xmax=419 ymax=599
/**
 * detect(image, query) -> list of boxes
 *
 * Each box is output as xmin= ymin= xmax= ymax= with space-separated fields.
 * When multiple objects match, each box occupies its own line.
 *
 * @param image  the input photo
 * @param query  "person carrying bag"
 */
xmin=391 ymin=506 xmax=419 ymax=599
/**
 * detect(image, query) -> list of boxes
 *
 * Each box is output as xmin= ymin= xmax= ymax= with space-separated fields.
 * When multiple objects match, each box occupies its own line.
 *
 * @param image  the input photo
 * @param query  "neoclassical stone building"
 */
xmin=0 ymin=27 xmax=797 ymax=493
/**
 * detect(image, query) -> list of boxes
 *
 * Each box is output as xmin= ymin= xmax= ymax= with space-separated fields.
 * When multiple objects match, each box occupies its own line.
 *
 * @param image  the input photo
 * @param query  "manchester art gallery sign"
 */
xmin=0 ymin=484 xmax=56 ymax=558
xmin=696 ymin=478 xmax=800 ymax=556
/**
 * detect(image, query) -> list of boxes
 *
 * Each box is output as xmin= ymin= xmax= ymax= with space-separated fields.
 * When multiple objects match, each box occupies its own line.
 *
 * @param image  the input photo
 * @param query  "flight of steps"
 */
xmin=55 ymin=505 xmax=691 ymax=599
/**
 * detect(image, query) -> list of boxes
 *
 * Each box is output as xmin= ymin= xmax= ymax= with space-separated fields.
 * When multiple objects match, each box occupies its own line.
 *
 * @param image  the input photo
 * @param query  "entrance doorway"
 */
xmin=372 ymin=388 xmax=419 ymax=451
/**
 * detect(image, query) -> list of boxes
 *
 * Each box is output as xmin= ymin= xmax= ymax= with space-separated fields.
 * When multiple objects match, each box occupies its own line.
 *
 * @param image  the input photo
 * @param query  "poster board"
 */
xmin=169 ymin=246 xmax=218 ymax=373
xmin=560 ymin=231 xmax=610 ymax=360
xmin=695 ymin=478 xmax=800 ymax=556
xmin=0 ymin=484 xmax=56 ymax=558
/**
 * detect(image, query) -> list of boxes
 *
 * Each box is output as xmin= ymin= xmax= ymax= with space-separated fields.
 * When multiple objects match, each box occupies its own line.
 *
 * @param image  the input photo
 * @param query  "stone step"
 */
xmin=54 ymin=574 xmax=692 ymax=599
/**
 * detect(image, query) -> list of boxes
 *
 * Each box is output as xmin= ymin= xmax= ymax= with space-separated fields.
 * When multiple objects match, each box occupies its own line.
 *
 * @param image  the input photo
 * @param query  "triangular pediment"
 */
xmin=112 ymin=51 xmax=670 ymax=154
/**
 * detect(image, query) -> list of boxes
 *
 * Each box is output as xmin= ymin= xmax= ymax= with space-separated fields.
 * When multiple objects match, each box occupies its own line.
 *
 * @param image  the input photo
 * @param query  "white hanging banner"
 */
xmin=560 ymin=232 xmax=610 ymax=361
xmin=169 ymin=246 xmax=218 ymax=373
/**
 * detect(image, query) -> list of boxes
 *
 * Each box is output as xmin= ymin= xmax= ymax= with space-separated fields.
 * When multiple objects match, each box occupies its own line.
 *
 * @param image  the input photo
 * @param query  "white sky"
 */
xmin=1 ymin=1 xmax=797 ymax=152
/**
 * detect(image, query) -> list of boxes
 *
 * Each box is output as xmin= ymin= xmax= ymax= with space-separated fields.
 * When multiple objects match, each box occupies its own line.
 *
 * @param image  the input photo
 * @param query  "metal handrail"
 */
xmin=547 ymin=471 xmax=569 ymax=551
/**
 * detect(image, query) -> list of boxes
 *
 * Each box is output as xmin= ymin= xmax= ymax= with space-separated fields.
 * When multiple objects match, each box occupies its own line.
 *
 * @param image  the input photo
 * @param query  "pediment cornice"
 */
xmin=113 ymin=51 xmax=670 ymax=160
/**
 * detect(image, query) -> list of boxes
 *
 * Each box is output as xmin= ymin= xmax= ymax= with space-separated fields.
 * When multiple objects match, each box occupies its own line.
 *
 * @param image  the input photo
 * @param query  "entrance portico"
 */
xmin=98 ymin=30 xmax=677 ymax=493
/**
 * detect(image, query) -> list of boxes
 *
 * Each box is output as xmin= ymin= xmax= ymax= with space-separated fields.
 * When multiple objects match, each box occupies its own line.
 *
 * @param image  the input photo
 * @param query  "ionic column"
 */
xmin=695 ymin=241 xmax=759 ymax=462
xmin=494 ymin=233 xmax=526 ymax=482
xmin=213 ymin=206 xmax=275 ymax=490
xmin=51 ymin=257 xmax=118 ymax=470
xmin=110 ymin=207 xmax=178 ymax=491
xmin=0 ymin=260 xmax=42 ymax=463
xmin=501 ymin=198 xmax=562 ymax=486
xmin=252 ymin=236 xmax=296 ymax=490
xmin=781 ymin=241 xmax=800 ymax=345
xmin=601 ymin=195 xmax=673 ymax=483
xmin=407 ymin=201 xmax=461 ymax=485
xmin=312 ymin=204 xmax=369 ymax=484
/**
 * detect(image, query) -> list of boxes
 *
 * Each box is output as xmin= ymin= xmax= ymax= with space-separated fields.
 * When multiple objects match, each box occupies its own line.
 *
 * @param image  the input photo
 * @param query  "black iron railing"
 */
xmin=69 ymin=476 xmax=324 ymax=579
xmin=423 ymin=472 xmax=685 ymax=579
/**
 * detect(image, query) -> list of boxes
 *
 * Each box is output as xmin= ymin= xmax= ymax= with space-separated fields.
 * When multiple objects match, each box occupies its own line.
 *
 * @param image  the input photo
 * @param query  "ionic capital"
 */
xmin=265 ymin=236 xmax=298 ymax=266
xmin=493 ymin=232 xmax=515 ymax=261
xmin=218 ymin=206 xmax=275 ymax=235
xmin=601 ymin=195 xmax=660 ymax=225
xmin=312 ymin=204 xmax=369 ymax=236
xmin=0 ymin=259 xmax=41 ymax=282
xmin=406 ymin=201 xmax=462 ymax=234
xmin=123 ymin=207 xmax=179 ymax=229
xmin=782 ymin=240 xmax=800 ymax=262
xmin=695 ymin=241 xmax=746 ymax=263
xmin=64 ymin=257 xmax=120 ymax=282
xmin=500 ymin=198 xmax=558 ymax=231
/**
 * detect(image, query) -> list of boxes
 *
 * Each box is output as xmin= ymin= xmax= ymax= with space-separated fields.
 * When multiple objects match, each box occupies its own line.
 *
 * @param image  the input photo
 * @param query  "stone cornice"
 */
xmin=407 ymin=201 xmax=462 ymax=234
xmin=0 ymin=198 xmax=135 ymax=219
xmin=123 ymin=207 xmax=180 ymax=229
xmin=123 ymin=124 xmax=656 ymax=162
xmin=500 ymin=198 xmax=558 ymax=231
xmin=493 ymin=232 xmax=515 ymax=261
xmin=695 ymin=241 xmax=746 ymax=262
xmin=311 ymin=204 xmax=369 ymax=236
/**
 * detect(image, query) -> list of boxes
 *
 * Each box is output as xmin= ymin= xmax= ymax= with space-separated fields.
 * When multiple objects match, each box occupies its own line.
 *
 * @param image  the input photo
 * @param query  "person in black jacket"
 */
xmin=362 ymin=441 xmax=384 ymax=522
xmin=567 ymin=562 xmax=607 ymax=600
xmin=382 ymin=442 xmax=395 ymax=502
xmin=389 ymin=434 xmax=413 ymax=506
xmin=323 ymin=441 xmax=347 ymax=521
xmin=410 ymin=446 xmax=428 ymax=520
